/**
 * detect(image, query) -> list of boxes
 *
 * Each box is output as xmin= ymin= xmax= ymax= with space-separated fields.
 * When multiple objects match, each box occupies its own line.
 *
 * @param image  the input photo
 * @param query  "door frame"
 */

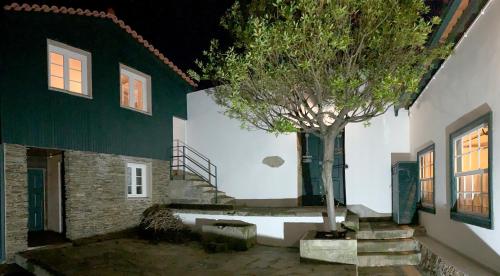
xmin=299 ymin=131 xmax=347 ymax=206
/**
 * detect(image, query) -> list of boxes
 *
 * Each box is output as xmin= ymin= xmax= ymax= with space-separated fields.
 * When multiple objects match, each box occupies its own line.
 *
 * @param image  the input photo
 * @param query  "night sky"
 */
xmin=1 ymin=0 xmax=448 ymax=86
xmin=1 ymin=0 xmax=236 ymax=78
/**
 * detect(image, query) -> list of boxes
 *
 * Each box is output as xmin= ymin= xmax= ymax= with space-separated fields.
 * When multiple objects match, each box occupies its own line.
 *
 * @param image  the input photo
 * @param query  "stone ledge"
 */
xmin=416 ymin=236 xmax=498 ymax=276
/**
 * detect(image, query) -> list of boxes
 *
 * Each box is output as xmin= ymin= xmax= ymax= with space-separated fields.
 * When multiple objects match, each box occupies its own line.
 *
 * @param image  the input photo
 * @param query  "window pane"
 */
xmin=462 ymin=153 xmax=470 ymax=172
xmin=470 ymin=150 xmax=479 ymax=171
xmin=69 ymin=68 xmax=82 ymax=83
xmin=50 ymin=76 xmax=64 ymax=90
xmin=480 ymin=148 xmax=488 ymax=169
xmin=127 ymin=167 xmax=132 ymax=195
xmin=69 ymin=81 xmax=82 ymax=93
xmin=455 ymin=156 xmax=461 ymax=173
xmin=121 ymin=74 xmax=130 ymax=107
xmin=462 ymin=134 xmax=470 ymax=154
xmin=69 ymin=58 xmax=81 ymax=70
xmin=50 ymin=63 xmax=64 ymax=78
xmin=134 ymin=79 xmax=144 ymax=110
xmin=482 ymin=173 xmax=488 ymax=193
xmin=470 ymin=130 xmax=479 ymax=152
xmin=473 ymin=174 xmax=481 ymax=192
xmin=479 ymin=127 xmax=488 ymax=148
xmin=136 ymin=168 xmax=142 ymax=177
xmin=136 ymin=185 xmax=142 ymax=195
xmin=50 ymin=52 xmax=63 ymax=65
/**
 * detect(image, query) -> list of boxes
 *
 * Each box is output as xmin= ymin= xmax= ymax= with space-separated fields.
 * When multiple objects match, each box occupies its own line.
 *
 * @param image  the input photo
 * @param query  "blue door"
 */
xmin=301 ymin=132 xmax=346 ymax=206
xmin=28 ymin=169 xmax=44 ymax=232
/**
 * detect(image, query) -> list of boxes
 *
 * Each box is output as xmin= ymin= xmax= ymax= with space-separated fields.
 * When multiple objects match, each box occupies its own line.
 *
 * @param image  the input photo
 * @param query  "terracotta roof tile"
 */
xmin=3 ymin=2 xmax=197 ymax=87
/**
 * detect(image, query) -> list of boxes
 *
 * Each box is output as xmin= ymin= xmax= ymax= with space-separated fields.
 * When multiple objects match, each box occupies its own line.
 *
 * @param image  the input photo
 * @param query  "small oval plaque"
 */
xmin=262 ymin=156 xmax=285 ymax=168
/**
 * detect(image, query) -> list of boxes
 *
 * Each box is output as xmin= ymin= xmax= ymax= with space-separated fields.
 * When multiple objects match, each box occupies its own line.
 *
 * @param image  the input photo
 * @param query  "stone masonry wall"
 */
xmin=64 ymin=150 xmax=170 ymax=240
xmin=4 ymin=144 xmax=28 ymax=262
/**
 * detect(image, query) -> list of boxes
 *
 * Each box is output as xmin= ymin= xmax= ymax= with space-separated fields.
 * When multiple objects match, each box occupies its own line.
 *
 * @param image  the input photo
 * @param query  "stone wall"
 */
xmin=3 ymin=144 xmax=28 ymax=261
xmin=64 ymin=150 xmax=170 ymax=240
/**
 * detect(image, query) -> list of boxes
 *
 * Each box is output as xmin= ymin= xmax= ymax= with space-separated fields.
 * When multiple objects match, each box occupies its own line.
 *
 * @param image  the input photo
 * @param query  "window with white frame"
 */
xmin=47 ymin=39 xmax=91 ymax=97
xmin=127 ymin=163 xmax=148 ymax=198
xmin=418 ymin=145 xmax=435 ymax=211
xmin=452 ymin=119 xmax=490 ymax=219
xmin=120 ymin=64 xmax=151 ymax=114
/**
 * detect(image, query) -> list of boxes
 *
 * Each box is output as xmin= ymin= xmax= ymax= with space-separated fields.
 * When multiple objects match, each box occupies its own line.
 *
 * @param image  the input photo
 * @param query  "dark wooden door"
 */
xmin=28 ymin=169 xmax=44 ymax=232
xmin=301 ymin=131 xmax=346 ymax=206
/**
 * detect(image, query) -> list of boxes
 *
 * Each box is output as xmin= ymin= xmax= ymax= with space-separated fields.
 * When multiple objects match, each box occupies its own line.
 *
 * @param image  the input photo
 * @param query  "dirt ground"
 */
xmin=19 ymin=238 xmax=423 ymax=276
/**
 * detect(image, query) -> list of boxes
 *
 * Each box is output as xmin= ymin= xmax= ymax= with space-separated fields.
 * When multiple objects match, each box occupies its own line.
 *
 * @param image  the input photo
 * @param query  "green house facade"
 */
xmin=0 ymin=5 xmax=193 ymax=262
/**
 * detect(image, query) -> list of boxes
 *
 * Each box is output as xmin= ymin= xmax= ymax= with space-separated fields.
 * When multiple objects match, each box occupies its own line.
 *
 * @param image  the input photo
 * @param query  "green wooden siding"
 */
xmin=0 ymin=12 xmax=191 ymax=160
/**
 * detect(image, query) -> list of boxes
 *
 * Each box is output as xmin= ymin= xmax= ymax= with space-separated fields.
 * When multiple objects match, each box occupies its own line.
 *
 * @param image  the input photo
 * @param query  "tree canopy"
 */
xmin=191 ymin=0 xmax=450 ymax=137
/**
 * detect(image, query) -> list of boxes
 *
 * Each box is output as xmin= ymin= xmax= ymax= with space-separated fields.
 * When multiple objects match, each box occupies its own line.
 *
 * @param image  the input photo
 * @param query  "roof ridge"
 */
xmin=3 ymin=2 xmax=197 ymax=87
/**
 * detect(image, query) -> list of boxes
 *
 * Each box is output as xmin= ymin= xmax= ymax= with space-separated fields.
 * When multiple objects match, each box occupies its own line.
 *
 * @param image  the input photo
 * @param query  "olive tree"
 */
xmin=191 ymin=0 xmax=450 ymax=232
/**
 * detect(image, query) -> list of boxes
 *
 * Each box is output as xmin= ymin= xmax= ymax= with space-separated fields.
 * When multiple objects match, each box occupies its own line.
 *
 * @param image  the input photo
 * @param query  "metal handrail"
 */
xmin=170 ymin=140 xmax=218 ymax=203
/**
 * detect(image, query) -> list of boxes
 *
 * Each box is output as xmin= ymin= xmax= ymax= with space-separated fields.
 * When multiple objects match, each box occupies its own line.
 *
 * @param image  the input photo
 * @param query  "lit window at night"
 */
xmin=453 ymin=123 xmax=489 ymax=217
xmin=47 ymin=40 xmax=90 ymax=96
xmin=418 ymin=147 xmax=434 ymax=209
xmin=120 ymin=64 xmax=151 ymax=114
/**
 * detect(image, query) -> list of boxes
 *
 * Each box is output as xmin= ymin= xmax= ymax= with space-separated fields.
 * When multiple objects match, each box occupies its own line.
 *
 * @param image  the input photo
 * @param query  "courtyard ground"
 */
xmin=18 ymin=238 xmax=423 ymax=276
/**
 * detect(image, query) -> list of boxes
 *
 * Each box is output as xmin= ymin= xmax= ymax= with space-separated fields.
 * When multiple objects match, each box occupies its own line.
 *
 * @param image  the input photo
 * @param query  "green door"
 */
xmin=28 ymin=169 xmax=44 ymax=232
xmin=301 ymin=132 xmax=346 ymax=206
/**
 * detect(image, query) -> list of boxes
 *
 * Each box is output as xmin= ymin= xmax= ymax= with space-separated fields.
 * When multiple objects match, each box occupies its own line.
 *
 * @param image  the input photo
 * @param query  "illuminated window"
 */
xmin=126 ymin=163 xmax=149 ymax=198
xmin=47 ymin=39 xmax=91 ymax=97
xmin=450 ymin=114 xmax=491 ymax=228
xmin=418 ymin=145 xmax=434 ymax=212
xmin=120 ymin=64 xmax=151 ymax=114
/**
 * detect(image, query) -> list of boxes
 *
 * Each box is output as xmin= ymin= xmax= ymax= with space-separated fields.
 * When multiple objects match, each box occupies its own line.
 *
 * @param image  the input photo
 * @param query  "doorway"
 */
xmin=300 ymin=131 xmax=346 ymax=206
xmin=27 ymin=148 xmax=67 ymax=247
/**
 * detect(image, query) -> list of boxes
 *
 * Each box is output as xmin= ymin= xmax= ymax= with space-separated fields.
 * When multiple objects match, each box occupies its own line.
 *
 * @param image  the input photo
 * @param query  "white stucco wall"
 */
xmin=186 ymin=89 xmax=298 ymax=201
xmin=345 ymin=110 xmax=410 ymax=213
xmin=409 ymin=0 xmax=500 ymax=271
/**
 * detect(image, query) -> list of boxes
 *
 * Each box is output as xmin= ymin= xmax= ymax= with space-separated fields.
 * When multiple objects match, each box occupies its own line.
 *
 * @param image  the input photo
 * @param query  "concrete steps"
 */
xmin=357 ymin=221 xmax=414 ymax=240
xmin=358 ymin=238 xmax=419 ymax=253
xmin=356 ymin=220 xmax=420 ymax=267
xmin=358 ymin=251 xmax=421 ymax=267
xmin=167 ymin=172 xmax=235 ymax=205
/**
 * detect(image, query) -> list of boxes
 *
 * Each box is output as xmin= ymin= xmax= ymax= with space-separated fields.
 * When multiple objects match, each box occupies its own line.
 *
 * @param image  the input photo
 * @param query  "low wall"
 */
xmin=174 ymin=208 xmax=346 ymax=247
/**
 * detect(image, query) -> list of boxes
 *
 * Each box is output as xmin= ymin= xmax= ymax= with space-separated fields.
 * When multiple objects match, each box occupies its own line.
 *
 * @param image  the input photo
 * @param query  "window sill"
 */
xmin=127 ymin=195 xmax=150 ymax=200
xmin=450 ymin=211 xmax=492 ymax=229
xmin=49 ymin=87 xmax=92 ymax=99
xmin=419 ymin=206 xmax=436 ymax=214
xmin=120 ymin=105 xmax=152 ymax=116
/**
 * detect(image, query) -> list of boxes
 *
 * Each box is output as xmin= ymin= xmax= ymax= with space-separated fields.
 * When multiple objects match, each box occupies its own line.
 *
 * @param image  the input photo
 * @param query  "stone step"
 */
xmin=357 ymin=251 xmax=421 ymax=267
xmin=204 ymin=190 xmax=227 ymax=197
xmin=216 ymin=195 xmax=235 ymax=205
xmin=171 ymin=174 xmax=203 ymax=181
xmin=357 ymin=238 xmax=419 ymax=253
xmin=357 ymin=221 xmax=414 ymax=240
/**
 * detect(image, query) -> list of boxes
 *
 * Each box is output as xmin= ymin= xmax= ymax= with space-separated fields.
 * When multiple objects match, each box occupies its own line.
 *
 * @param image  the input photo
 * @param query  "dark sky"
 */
xmin=1 ymin=0 xmax=236 ymax=76
xmin=1 ymin=0 xmax=448 ymax=86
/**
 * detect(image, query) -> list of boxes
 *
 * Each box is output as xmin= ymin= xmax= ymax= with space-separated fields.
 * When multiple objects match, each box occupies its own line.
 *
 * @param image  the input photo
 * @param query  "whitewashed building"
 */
xmin=174 ymin=0 xmax=500 ymax=272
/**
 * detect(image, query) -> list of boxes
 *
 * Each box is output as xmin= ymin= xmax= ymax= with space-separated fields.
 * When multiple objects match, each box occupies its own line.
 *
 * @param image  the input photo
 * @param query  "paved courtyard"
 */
xmin=18 ymin=238 xmax=423 ymax=275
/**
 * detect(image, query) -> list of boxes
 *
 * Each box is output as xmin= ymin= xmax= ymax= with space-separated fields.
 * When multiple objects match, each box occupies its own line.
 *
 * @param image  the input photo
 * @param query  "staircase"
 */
xmin=169 ymin=171 xmax=235 ymax=205
xmin=356 ymin=218 xmax=421 ymax=267
xmin=168 ymin=140 xmax=234 ymax=205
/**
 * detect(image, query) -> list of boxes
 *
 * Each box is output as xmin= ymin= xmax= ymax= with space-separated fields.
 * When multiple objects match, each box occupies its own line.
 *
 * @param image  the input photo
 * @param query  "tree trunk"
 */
xmin=322 ymin=132 xmax=337 ymax=232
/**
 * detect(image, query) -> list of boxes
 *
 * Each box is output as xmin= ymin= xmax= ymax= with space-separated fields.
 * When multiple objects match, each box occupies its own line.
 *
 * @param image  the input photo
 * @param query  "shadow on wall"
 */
xmin=424 ymin=204 xmax=500 ymax=273
xmin=193 ymin=217 xmax=330 ymax=247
